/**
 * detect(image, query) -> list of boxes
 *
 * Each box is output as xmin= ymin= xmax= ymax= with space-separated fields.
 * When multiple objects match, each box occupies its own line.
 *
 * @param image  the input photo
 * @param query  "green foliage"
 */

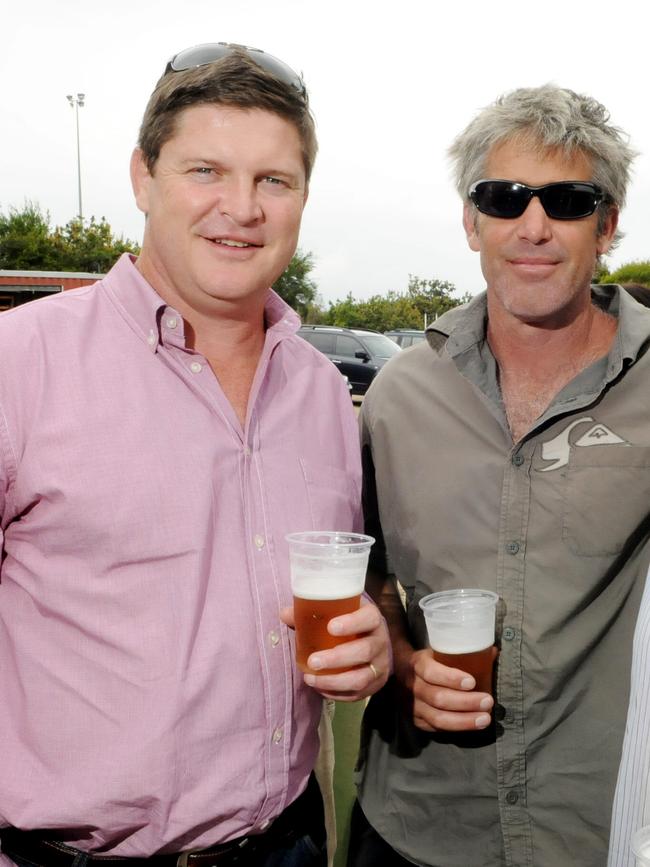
xmin=597 ymin=260 xmax=650 ymax=287
xmin=0 ymin=202 xmax=140 ymax=272
xmin=272 ymin=248 xmax=324 ymax=321
xmin=326 ymin=276 xmax=470 ymax=332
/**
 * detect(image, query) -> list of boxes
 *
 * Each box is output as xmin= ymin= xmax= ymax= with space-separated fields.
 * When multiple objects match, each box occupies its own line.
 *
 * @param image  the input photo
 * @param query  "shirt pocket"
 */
xmin=562 ymin=445 xmax=650 ymax=556
xmin=299 ymin=458 xmax=360 ymax=532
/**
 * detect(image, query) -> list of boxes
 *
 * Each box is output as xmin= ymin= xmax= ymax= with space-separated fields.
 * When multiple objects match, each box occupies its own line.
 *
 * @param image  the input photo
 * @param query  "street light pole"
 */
xmin=66 ymin=93 xmax=85 ymax=221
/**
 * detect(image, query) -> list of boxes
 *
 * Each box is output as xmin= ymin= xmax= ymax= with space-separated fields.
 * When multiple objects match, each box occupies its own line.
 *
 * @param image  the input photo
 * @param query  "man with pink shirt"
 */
xmin=0 ymin=44 xmax=389 ymax=867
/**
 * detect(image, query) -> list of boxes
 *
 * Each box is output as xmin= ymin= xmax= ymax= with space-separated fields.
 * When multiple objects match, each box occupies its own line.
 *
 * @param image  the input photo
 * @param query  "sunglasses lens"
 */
xmin=541 ymin=184 xmax=601 ymax=219
xmin=168 ymin=43 xmax=230 ymax=72
xmin=166 ymin=42 xmax=305 ymax=95
xmin=472 ymin=182 xmax=529 ymax=218
xmin=471 ymin=181 xmax=602 ymax=219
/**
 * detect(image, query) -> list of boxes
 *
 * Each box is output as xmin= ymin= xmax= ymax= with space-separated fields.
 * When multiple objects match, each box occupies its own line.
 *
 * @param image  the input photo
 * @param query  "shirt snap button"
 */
xmin=503 ymin=627 xmax=516 ymax=641
xmin=506 ymin=541 xmax=520 ymax=555
xmin=506 ymin=790 xmax=519 ymax=805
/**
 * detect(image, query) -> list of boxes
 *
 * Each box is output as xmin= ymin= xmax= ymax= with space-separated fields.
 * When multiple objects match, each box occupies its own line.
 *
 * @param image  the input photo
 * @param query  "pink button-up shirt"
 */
xmin=0 ymin=255 xmax=361 ymax=857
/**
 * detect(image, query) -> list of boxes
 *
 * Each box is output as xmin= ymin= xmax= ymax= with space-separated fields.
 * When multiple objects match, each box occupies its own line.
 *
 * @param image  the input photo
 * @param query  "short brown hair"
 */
xmin=138 ymin=50 xmax=317 ymax=181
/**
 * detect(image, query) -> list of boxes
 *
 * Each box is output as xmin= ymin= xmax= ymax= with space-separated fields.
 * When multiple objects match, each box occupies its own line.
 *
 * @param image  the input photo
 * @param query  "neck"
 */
xmin=486 ymin=294 xmax=617 ymax=442
xmin=135 ymin=253 xmax=267 ymax=360
xmin=486 ymin=294 xmax=615 ymax=375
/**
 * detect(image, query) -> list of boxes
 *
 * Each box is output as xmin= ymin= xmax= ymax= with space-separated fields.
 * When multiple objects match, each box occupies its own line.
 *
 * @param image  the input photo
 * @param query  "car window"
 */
xmin=335 ymin=335 xmax=363 ymax=356
xmin=357 ymin=334 xmax=402 ymax=359
xmin=301 ymin=331 xmax=335 ymax=353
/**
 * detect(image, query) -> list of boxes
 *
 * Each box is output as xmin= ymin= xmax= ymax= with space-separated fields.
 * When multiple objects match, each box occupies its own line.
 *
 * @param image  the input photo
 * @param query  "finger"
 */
xmin=414 ymin=654 xmax=482 ymax=692
xmin=279 ymin=606 xmax=295 ymax=629
xmin=307 ymin=634 xmax=386 ymax=675
xmin=413 ymin=697 xmax=492 ymax=732
xmin=414 ymin=680 xmax=494 ymax=714
xmin=327 ymin=601 xmax=382 ymax=638
xmin=304 ymin=658 xmax=387 ymax=700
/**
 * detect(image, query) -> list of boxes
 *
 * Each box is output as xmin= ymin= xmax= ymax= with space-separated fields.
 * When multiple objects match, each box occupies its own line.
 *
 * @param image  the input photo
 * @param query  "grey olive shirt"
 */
xmin=356 ymin=286 xmax=650 ymax=867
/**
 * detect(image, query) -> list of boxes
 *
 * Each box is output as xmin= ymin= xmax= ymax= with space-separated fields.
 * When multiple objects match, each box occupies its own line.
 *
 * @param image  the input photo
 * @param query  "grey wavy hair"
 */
xmin=448 ymin=84 xmax=636 ymax=243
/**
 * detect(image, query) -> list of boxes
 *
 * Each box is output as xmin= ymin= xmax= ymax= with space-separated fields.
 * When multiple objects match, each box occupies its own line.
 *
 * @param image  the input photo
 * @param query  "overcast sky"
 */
xmin=3 ymin=0 xmax=648 ymax=304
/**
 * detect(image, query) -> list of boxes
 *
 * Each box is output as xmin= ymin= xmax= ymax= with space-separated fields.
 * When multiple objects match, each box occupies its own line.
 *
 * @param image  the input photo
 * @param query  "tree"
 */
xmin=325 ymin=276 xmax=470 ymax=332
xmin=407 ymin=276 xmax=472 ymax=324
xmin=272 ymin=248 xmax=324 ymax=321
xmin=0 ymin=202 xmax=57 ymax=270
xmin=597 ymin=260 xmax=650 ymax=287
xmin=0 ymin=202 xmax=140 ymax=272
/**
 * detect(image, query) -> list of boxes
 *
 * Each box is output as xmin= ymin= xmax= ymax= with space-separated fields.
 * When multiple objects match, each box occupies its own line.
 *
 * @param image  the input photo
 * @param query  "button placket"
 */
xmin=495 ymin=450 xmax=533 ymax=861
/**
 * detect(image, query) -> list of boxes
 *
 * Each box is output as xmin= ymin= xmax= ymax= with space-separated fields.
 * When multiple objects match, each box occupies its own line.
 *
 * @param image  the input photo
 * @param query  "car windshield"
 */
xmin=359 ymin=334 xmax=402 ymax=359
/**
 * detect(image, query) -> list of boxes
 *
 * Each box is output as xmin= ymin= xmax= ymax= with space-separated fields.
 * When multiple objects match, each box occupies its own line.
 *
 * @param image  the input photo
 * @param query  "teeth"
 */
xmin=215 ymin=239 xmax=250 ymax=247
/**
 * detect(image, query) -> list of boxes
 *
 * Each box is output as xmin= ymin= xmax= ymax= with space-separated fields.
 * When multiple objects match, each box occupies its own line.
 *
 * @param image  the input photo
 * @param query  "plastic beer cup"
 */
xmin=419 ymin=589 xmax=499 ymax=694
xmin=286 ymin=531 xmax=374 ymax=675
xmin=632 ymin=825 xmax=650 ymax=866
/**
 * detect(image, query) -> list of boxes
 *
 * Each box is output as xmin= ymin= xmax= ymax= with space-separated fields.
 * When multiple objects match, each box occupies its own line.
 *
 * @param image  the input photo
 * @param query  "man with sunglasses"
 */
xmin=348 ymin=85 xmax=650 ymax=867
xmin=0 ymin=44 xmax=390 ymax=867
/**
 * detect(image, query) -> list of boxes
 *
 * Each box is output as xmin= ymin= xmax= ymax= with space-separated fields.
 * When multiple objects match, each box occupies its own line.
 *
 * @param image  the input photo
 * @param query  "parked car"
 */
xmin=298 ymin=325 xmax=401 ymax=394
xmin=384 ymin=329 xmax=426 ymax=348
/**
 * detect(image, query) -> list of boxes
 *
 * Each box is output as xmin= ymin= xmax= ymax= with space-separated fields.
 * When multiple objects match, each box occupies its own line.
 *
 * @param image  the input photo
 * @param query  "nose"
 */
xmin=515 ymin=196 xmax=553 ymax=244
xmin=217 ymin=178 xmax=263 ymax=226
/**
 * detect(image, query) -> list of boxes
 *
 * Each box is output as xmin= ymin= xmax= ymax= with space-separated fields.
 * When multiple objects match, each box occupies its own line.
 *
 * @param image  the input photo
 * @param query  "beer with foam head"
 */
xmin=286 ymin=532 xmax=374 ymax=675
xmin=419 ymin=589 xmax=498 ymax=694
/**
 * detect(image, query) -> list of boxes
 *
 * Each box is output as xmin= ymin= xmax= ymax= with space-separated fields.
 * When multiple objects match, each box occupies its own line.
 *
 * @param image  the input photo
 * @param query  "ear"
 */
xmin=596 ymin=205 xmax=619 ymax=256
xmin=463 ymin=202 xmax=481 ymax=252
xmin=130 ymin=148 xmax=152 ymax=215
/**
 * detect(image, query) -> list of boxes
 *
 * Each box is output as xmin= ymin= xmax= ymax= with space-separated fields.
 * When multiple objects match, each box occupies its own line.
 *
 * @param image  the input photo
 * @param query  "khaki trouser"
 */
xmin=314 ymin=700 xmax=337 ymax=867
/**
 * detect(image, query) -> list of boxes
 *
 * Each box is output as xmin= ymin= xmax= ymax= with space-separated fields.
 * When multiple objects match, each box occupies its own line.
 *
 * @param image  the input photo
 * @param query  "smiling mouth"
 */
xmin=509 ymin=258 xmax=558 ymax=266
xmin=209 ymin=238 xmax=261 ymax=248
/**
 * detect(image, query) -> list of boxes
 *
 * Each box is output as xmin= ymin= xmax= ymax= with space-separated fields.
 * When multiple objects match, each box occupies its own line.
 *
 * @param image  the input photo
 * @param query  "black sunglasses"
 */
xmin=164 ymin=42 xmax=306 ymax=100
xmin=468 ymin=179 xmax=605 ymax=220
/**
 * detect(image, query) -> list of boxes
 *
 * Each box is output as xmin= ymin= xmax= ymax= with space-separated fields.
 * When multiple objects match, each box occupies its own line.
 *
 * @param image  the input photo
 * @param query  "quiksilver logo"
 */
xmin=539 ymin=417 xmax=628 ymax=471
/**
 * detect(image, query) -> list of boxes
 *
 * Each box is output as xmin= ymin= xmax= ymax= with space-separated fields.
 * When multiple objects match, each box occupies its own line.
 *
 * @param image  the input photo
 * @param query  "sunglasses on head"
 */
xmin=468 ymin=179 xmax=605 ymax=220
xmin=164 ymin=42 xmax=307 ymax=100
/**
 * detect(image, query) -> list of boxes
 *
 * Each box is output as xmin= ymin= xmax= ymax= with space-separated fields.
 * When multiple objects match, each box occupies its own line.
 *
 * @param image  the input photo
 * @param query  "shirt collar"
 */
xmin=101 ymin=253 xmax=302 ymax=352
xmin=428 ymin=284 xmax=650 ymax=372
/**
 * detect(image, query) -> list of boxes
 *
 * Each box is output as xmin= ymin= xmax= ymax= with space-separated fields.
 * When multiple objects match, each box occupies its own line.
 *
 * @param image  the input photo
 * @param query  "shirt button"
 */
xmin=254 ymin=535 xmax=265 ymax=549
xmin=503 ymin=627 xmax=516 ymax=641
xmin=147 ymin=330 xmax=156 ymax=347
xmin=269 ymin=630 xmax=280 ymax=647
xmin=190 ymin=362 xmax=202 ymax=374
xmin=506 ymin=790 xmax=519 ymax=805
xmin=503 ymin=709 xmax=515 ymax=725
xmin=166 ymin=317 xmax=178 ymax=329
xmin=272 ymin=727 xmax=283 ymax=744
xmin=506 ymin=541 xmax=520 ymax=555
xmin=512 ymin=454 xmax=524 ymax=467
xmin=260 ymin=820 xmax=271 ymax=831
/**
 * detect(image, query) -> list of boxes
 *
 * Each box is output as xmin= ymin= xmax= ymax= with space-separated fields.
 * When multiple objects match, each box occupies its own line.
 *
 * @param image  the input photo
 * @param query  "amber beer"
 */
xmin=419 ymin=589 xmax=499 ymax=695
xmin=432 ymin=645 xmax=495 ymax=694
xmin=286 ymin=531 xmax=375 ymax=676
xmin=293 ymin=592 xmax=361 ymax=674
